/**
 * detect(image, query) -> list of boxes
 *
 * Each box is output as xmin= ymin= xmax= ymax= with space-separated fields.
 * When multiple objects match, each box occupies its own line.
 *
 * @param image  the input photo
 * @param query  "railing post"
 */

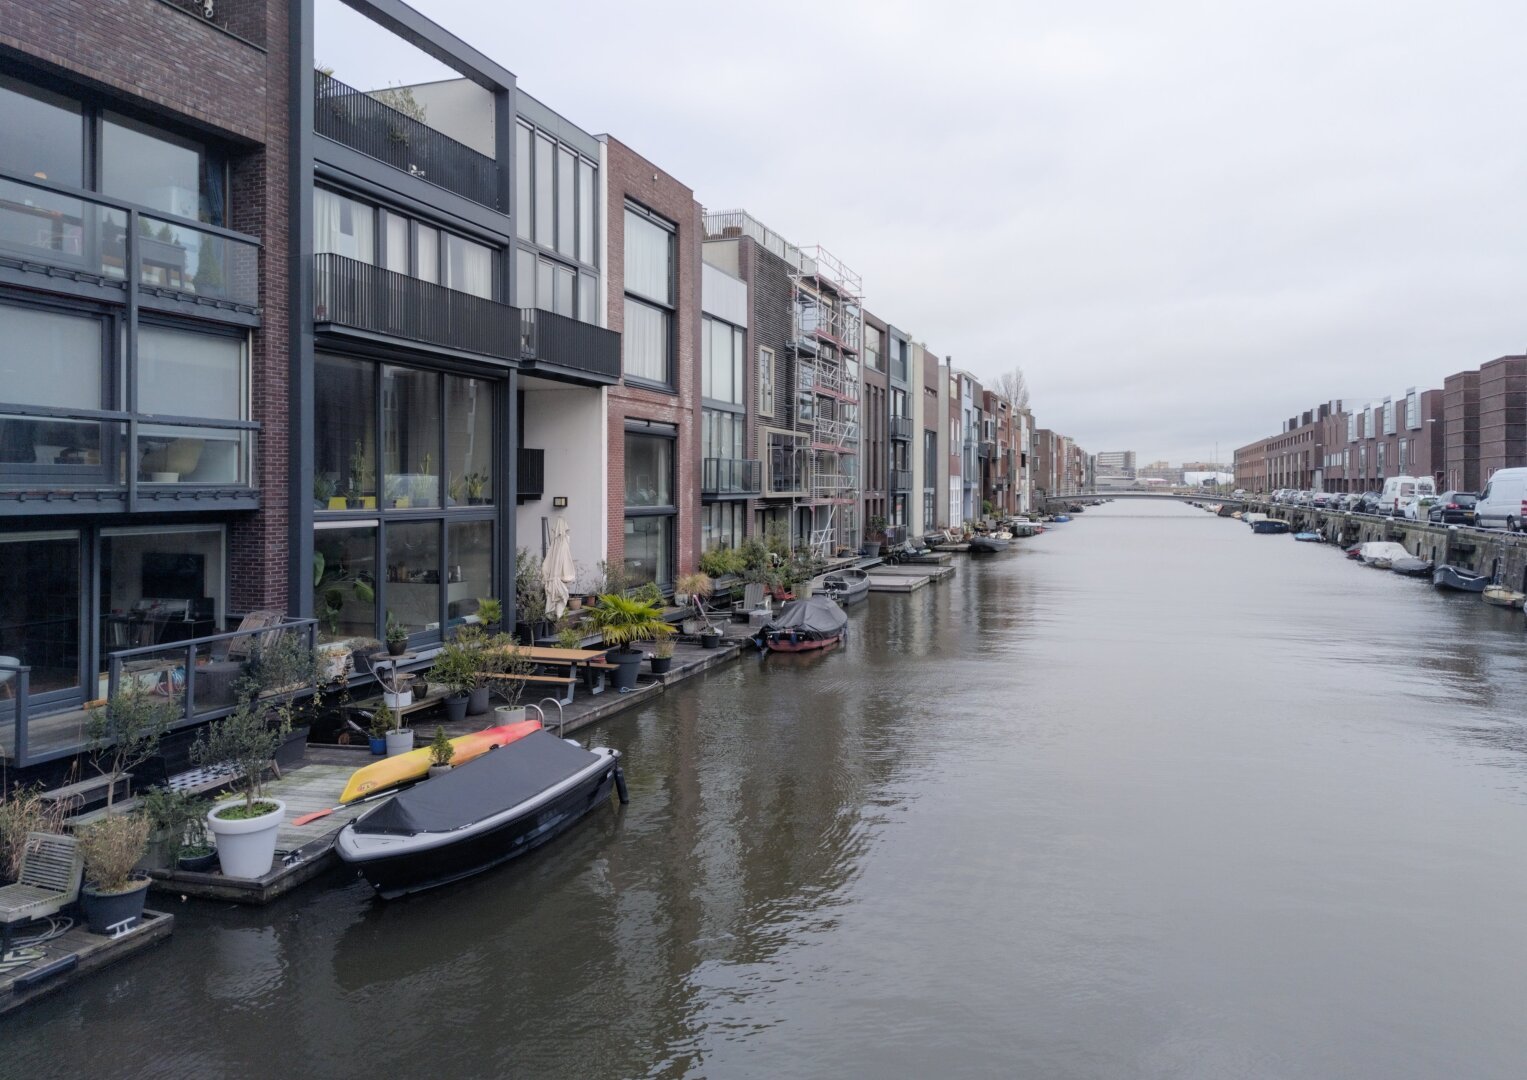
xmin=184 ymin=641 xmax=197 ymax=723
xmin=13 ymin=667 xmax=29 ymax=767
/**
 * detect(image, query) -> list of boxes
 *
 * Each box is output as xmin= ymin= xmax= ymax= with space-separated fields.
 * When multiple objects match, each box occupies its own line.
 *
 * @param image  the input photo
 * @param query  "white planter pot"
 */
xmin=207 ymin=798 xmax=286 ymax=880
xmin=385 ymin=728 xmax=414 ymax=756
xmin=383 ymin=689 xmax=412 ymax=709
xmin=494 ymin=705 xmax=526 ymax=724
xmin=428 ymin=764 xmax=452 ymax=778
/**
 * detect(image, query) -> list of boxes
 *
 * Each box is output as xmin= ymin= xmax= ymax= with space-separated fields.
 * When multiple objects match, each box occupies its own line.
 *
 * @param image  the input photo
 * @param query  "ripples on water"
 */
xmin=9 ymin=502 xmax=1527 ymax=1079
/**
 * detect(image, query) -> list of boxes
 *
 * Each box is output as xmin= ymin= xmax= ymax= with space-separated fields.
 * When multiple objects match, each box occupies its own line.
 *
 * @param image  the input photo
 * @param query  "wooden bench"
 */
xmin=40 ymin=774 xmax=133 ymax=815
xmin=473 ymin=670 xmax=576 ymax=706
xmin=343 ymin=688 xmax=450 ymax=729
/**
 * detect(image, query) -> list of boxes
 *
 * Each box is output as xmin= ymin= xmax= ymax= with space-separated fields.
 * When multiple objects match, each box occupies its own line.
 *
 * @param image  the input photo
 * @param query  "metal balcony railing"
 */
xmin=519 ymin=307 xmax=622 ymax=383
xmin=890 ymin=416 xmax=914 ymax=441
xmin=701 ymin=458 xmax=762 ymax=495
xmin=517 ymin=447 xmax=545 ymax=502
xmin=314 ymin=253 xmax=516 ymax=360
xmin=0 ymin=171 xmax=259 ymax=309
xmin=315 ymin=72 xmax=499 ymax=209
xmin=891 ymin=468 xmax=913 ymax=492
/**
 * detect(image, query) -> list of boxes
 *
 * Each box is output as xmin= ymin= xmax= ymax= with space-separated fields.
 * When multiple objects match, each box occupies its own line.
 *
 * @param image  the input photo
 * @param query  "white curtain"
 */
xmin=446 ymin=235 xmax=492 ymax=299
xmin=315 ymin=188 xmax=373 ymax=263
xmin=623 ymin=210 xmax=672 ymax=304
xmin=623 ymin=299 xmax=668 ymax=382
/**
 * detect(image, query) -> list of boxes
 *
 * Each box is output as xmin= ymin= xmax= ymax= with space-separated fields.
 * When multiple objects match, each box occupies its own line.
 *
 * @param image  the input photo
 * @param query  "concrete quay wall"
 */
xmin=1256 ymin=504 xmax=1527 ymax=587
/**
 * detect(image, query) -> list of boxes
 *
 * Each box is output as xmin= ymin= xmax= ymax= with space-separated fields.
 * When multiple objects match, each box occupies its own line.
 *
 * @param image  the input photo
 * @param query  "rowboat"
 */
xmin=821 ymin=567 xmax=870 ymax=604
xmin=338 ymin=720 xmax=542 ymax=803
xmin=1293 ymin=531 xmax=1324 ymax=542
xmin=337 ymin=729 xmax=624 ymax=899
xmin=1433 ymin=564 xmax=1489 ymax=592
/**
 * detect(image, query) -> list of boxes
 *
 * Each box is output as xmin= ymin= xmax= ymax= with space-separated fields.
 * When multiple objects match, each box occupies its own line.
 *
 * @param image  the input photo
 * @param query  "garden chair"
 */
xmin=0 ymin=832 xmax=83 ymax=958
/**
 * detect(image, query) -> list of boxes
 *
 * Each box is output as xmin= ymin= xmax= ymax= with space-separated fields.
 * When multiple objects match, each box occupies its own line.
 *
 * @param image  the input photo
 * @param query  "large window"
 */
xmin=512 ymin=121 xmax=599 ymax=301
xmin=759 ymin=346 xmax=775 ymax=415
xmin=0 ymin=76 xmax=83 ymax=188
xmin=702 ymin=316 xmax=745 ymax=405
xmin=702 ymin=410 xmax=745 ymax=462
xmin=623 ymin=205 xmax=675 ymax=386
xmin=0 ymin=304 xmax=104 ymax=412
xmin=314 ymin=524 xmax=377 ymax=641
xmin=863 ymin=326 xmax=882 ymax=371
xmin=316 ymin=187 xmax=494 ymax=298
xmin=136 ymin=323 xmax=247 ymax=484
xmin=102 ymin=112 xmax=224 ymax=225
xmin=702 ymin=502 xmax=745 ymax=553
xmin=0 ymin=531 xmax=81 ymax=699
xmin=624 ymin=432 xmax=673 ymax=588
xmin=382 ymin=366 xmax=442 ymax=509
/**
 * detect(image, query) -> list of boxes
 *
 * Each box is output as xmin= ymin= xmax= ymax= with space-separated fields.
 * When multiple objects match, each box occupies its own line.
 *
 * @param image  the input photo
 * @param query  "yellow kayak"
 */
xmin=340 ymin=720 xmax=541 ymax=803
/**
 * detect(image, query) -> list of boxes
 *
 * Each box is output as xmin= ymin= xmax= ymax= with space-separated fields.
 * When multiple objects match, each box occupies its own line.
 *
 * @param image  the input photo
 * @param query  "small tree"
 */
xmin=87 ymin=686 xmax=179 ymax=809
xmin=484 ymin=634 xmax=535 ymax=707
xmin=994 ymin=367 xmax=1030 ymax=411
xmin=428 ymin=726 xmax=455 ymax=768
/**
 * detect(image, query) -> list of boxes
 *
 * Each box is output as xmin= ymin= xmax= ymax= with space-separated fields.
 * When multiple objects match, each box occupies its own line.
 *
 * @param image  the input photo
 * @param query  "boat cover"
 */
xmin=355 ymin=730 xmax=599 ymax=836
xmin=1357 ymin=542 xmax=1411 ymax=563
xmin=1391 ymin=557 xmax=1431 ymax=573
xmin=768 ymin=596 xmax=848 ymax=637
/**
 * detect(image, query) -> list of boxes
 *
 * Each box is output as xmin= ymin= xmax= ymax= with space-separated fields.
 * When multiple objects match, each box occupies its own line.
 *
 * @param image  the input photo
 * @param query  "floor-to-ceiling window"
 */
xmin=314 ymin=353 xmax=499 ymax=643
xmin=624 ymin=429 xmax=674 ymax=588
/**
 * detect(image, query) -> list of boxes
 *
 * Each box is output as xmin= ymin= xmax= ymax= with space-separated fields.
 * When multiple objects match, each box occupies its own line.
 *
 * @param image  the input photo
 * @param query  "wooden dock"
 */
xmin=1 ymin=909 xmax=173 ymax=1016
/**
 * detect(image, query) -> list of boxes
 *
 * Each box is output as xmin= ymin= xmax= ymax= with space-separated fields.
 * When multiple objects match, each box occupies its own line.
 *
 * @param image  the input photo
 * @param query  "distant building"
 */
xmin=1137 ymin=461 xmax=1184 ymax=485
xmin=1094 ymin=450 xmax=1136 ymax=479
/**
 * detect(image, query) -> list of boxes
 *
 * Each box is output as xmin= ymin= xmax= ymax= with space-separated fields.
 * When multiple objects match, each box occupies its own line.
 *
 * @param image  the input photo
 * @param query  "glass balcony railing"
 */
xmin=701 ymin=458 xmax=762 ymax=496
xmin=0 ymin=173 xmax=259 ymax=308
xmin=0 ymin=407 xmax=257 ymax=493
xmin=890 ymin=416 xmax=914 ymax=441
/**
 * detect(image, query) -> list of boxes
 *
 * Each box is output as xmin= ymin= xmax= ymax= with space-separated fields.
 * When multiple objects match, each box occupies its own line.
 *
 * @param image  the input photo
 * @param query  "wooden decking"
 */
xmin=0 ymin=909 xmax=174 ymax=1016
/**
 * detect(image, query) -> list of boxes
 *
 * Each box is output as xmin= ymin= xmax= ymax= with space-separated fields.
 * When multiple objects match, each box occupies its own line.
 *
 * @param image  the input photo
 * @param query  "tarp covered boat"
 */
xmin=1250 ymin=519 xmax=1290 ymax=534
xmin=753 ymin=596 xmax=848 ymax=653
xmin=1356 ymin=541 xmax=1412 ymax=568
xmin=968 ymin=534 xmax=1011 ymax=552
xmin=821 ymin=567 xmax=870 ymax=604
xmin=1390 ymin=556 xmax=1433 ymax=577
xmin=1433 ymin=564 xmax=1489 ymax=592
xmin=337 ymin=729 xmax=622 ymax=898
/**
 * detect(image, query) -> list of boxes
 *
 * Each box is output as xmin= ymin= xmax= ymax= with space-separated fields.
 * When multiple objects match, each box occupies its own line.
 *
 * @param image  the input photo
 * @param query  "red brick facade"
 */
xmin=603 ymin=137 xmax=702 ymax=581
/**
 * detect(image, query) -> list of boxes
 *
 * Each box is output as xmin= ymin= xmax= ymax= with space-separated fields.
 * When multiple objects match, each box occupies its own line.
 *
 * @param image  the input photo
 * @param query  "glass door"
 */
xmin=0 ymin=530 xmax=84 ymax=712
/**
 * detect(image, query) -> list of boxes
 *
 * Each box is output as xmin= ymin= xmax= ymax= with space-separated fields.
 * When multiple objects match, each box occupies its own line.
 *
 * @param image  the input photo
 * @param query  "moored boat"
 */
xmin=1356 ymin=541 xmax=1411 ymax=568
xmin=1389 ymin=557 xmax=1432 ymax=577
xmin=1433 ymin=564 xmax=1489 ymax=592
xmin=339 ymin=720 xmax=543 ymax=804
xmin=821 ymin=567 xmax=870 ymax=604
xmin=336 ymin=729 xmax=624 ymax=898
xmin=1250 ymin=519 xmax=1290 ymax=534
xmin=1051 ymin=514 xmax=1071 ymax=523
xmin=1482 ymin=585 xmax=1526 ymax=609
xmin=968 ymin=534 xmax=1011 ymax=552
xmin=753 ymin=595 xmax=848 ymax=653
xmin=1292 ymin=531 xmax=1324 ymax=542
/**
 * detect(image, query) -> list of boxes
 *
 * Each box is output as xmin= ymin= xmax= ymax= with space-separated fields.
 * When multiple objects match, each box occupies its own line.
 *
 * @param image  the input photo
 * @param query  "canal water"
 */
xmin=10 ymin=501 xmax=1527 ymax=1078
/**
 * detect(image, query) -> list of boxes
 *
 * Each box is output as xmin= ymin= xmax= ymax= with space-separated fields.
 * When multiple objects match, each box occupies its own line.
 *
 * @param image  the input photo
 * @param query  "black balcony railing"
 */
xmin=517 ymin=447 xmax=545 ymax=503
xmin=701 ymin=458 xmax=762 ymax=495
xmin=890 ymin=416 xmax=914 ymax=441
xmin=315 ymin=72 xmax=499 ymax=209
xmin=978 ymin=440 xmax=995 ymax=460
xmin=519 ymin=307 xmax=622 ymax=383
xmin=314 ymin=254 xmax=517 ymax=360
xmin=891 ymin=468 xmax=913 ymax=491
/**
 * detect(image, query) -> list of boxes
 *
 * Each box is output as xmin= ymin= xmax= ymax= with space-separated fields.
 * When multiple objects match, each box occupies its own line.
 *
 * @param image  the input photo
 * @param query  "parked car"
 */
xmin=1475 ymin=468 xmax=1527 ymax=531
xmin=1399 ymin=494 xmax=1434 ymax=521
xmin=1428 ymin=491 xmax=1478 ymax=525
xmin=1379 ymin=475 xmax=1437 ymax=516
xmin=1342 ymin=493 xmax=1366 ymax=511
xmin=1358 ymin=492 xmax=1384 ymax=515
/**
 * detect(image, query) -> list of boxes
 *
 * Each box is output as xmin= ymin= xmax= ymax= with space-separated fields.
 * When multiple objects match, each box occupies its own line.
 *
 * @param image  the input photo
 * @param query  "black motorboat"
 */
xmin=1250 ymin=518 xmax=1290 ymax=534
xmin=1433 ymin=564 xmax=1489 ymax=592
xmin=336 ymin=729 xmax=624 ymax=898
xmin=1390 ymin=557 xmax=1433 ymax=578
xmin=967 ymin=534 xmax=1011 ymax=552
xmin=821 ymin=567 xmax=870 ymax=603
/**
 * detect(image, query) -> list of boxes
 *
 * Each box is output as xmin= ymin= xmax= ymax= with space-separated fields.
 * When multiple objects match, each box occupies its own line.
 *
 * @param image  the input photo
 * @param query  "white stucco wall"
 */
xmin=395 ymin=78 xmax=496 ymax=158
xmin=517 ymin=382 xmax=607 ymax=590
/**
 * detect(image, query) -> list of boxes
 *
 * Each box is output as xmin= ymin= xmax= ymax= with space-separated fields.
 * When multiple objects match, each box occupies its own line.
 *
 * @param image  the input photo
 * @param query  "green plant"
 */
xmin=348 ymin=439 xmax=372 ymax=497
xmin=464 ymin=471 xmax=488 ymax=501
xmin=632 ymin=581 xmax=664 ymax=606
xmin=470 ymin=597 xmax=501 ymax=633
xmin=586 ymin=594 xmax=674 ymax=651
xmin=737 ymin=536 xmax=771 ymax=572
xmin=77 ymin=812 xmax=152 ymax=894
xmin=140 ymin=787 xmax=210 ymax=865
xmin=764 ymin=523 xmax=792 ymax=559
xmin=652 ymin=637 xmax=675 ymax=660
xmin=596 ymin=559 xmax=632 ymax=596
xmin=866 ymin=515 xmax=888 ymax=541
xmin=87 ymin=686 xmax=180 ymax=809
xmin=676 ymin=571 xmax=714 ymax=599
xmin=556 ymin=624 xmax=585 ymax=651
xmin=369 ymin=703 xmax=396 ymax=739
xmin=385 ymin=613 xmax=408 ymax=645
xmin=0 ymin=787 xmax=70 ymax=882
xmin=484 ymin=634 xmax=534 ymax=707
xmin=447 ymin=474 xmax=464 ymax=504
xmin=313 ymin=474 xmax=335 ymax=504
xmin=698 ymin=547 xmax=745 ymax=578
xmin=431 ymin=631 xmax=484 ymax=696
xmin=428 ymin=726 xmax=454 ymax=767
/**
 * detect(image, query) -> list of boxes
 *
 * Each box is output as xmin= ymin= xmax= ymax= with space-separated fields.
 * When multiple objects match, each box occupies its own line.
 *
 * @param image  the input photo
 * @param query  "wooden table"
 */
xmin=486 ymin=645 xmax=613 ymax=699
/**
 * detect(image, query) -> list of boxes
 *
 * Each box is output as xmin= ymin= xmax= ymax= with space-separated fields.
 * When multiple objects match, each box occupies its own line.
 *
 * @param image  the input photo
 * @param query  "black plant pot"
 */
xmin=608 ymin=649 xmax=643 ymax=691
xmin=650 ymin=656 xmax=673 ymax=674
xmin=80 ymin=879 xmax=151 ymax=934
xmin=700 ymin=631 xmax=722 ymax=649
xmin=178 ymin=849 xmax=218 ymax=873
xmin=467 ymin=686 xmax=491 ymax=715
xmin=387 ymin=639 xmax=406 ymax=656
xmin=444 ymin=694 xmax=469 ymax=724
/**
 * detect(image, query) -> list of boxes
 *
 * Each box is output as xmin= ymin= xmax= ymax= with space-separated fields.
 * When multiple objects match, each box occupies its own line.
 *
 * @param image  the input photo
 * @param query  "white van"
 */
xmin=1379 ymin=475 xmax=1435 ymax=516
xmin=1474 ymin=468 xmax=1527 ymax=531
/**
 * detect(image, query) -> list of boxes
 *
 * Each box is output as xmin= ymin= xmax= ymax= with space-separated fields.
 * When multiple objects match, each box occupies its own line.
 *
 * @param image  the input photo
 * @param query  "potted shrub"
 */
xmin=863 ymin=515 xmax=887 ymax=558
xmin=675 ymin=571 xmax=713 ymax=610
xmin=367 ymin=705 xmax=393 ymax=755
xmin=649 ymin=636 xmax=675 ymax=674
xmin=138 ymin=786 xmax=198 ymax=871
xmin=487 ymin=636 xmax=534 ymax=722
xmin=384 ymin=613 xmax=408 ymax=656
xmin=176 ymin=799 xmax=217 ymax=872
xmin=556 ymin=623 xmax=585 ymax=651
xmin=475 ymin=597 xmax=502 ymax=635
xmin=586 ymin=593 xmax=673 ymax=691
xmin=193 ymin=633 xmax=321 ymax=880
xmin=427 ymin=726 xmax=454 ymax=777
xmin=77 ymin=811 xmax=153 ymax=934
xmin=699 ymin=622 xmax=724 ymax=649
xmin=431 ymin=633 xmax=479 ymax=724
xmin=86 ymin=686 xmax=178 ymax=810
xmin=382 ymin=695 xmax=414 ymax=756
xmin=464 ymin=471 xmax=489 ymax=505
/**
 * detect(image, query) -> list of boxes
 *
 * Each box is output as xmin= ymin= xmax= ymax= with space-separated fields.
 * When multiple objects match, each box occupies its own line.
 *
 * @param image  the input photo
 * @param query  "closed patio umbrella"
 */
xmin=542 ymin=517 xmax=575 ymax=620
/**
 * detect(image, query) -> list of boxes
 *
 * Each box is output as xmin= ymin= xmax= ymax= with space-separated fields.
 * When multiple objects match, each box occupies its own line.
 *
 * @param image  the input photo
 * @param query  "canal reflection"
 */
xmin=8 ymin=501 xmax=1527 ymax=1079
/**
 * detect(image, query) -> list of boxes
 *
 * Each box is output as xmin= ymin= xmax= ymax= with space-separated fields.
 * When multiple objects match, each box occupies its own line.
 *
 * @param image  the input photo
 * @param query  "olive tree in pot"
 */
xmin=587 ymin=594 xmax=673 ymax=691
xmin=487 ymin=635 xmax=534 ymax=722
xmin=427 ymin=725 xmax=454 ymax=777
xmin=431 ymin=631 xmax=481 ymax=724
xmin=863 ymin=515 xmax=888 ymax=558
xmin=87 ymin=686 xmax=179 ymax=810
xmin=193 ymin=632 xmax=322 ymax=880
xmin=77 ymin=811 xmax=153 ymax=933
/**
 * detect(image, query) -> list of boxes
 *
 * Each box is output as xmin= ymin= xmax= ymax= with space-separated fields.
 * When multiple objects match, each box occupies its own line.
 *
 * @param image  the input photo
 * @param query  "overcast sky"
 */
xmin=320 ymin=0 xmax=1527 ymax=464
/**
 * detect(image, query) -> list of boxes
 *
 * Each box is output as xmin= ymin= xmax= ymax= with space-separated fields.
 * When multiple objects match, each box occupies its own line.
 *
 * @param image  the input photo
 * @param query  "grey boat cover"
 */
xmin=355 ymin=729 xmax=599 ymax=836
xmin=769 ymin=596 xmax=848 ymax=636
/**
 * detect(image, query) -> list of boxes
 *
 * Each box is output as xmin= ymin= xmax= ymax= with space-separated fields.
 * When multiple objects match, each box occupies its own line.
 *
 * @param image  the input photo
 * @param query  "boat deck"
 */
xmin=0 ymin=909 xmax=174 ymax=1016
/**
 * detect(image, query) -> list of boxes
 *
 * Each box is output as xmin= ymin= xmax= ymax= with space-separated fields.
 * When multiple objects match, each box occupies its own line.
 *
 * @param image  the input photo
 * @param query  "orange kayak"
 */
xmin=339 ymin=721 xmax=541 ymax=803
